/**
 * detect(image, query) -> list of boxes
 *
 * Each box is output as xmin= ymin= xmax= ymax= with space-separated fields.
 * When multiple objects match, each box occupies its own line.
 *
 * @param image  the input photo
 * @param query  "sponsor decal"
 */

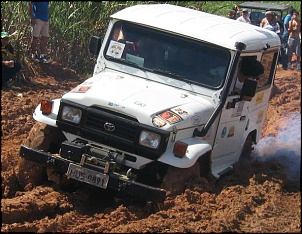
xmin=108 ymin=102 xmax=125 ymax=109
xmin=255 ymin=92 xmax=264 ymax=105
xmin=221 ymin=127 xmax=227 ymax=138
xmin=173 ymin=107 xmax=189 ymax=117
xmin=227 ymin=126 xmax=235 ymax=137
xmin=158 ymin=110 xmax=182 ymax=124
xmin=134 ymin=101 xmax=146 ymax=107
xmin=152 ymin=116 xmax=166 ymax=127
xmin=232 ymin=101 xmax=244 ymax=117
xmin=256 ymin=110 xmax=264 ymax=123
xmin=106 ymin=41 xmax=125 ymax=58
xmin=191 ymin=115 xmax=201 ymax=125
xmin=71 ymin=86 xmax=91 ymax=93
xmin=82 ymin=81 xmax=94 ymax=86
xmin=116 ymin=75 xmax=124 ymax=79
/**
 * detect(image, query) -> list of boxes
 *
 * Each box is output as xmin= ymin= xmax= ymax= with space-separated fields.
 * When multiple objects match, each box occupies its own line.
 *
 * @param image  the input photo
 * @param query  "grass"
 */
xmin=1 ymin=1 xmax=300 ymax=77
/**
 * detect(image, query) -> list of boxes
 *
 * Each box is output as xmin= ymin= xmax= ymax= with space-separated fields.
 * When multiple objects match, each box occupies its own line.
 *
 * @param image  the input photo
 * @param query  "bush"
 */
xmin=1 ymin=1 xmax=300 ymax=78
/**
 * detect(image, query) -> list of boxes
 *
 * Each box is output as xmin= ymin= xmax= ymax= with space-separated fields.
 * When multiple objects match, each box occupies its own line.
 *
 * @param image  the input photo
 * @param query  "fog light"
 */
xmin=173 ymin=141 xmax=188 ymax=158
xmin=40 ymin=98 xmax=53 ymax=115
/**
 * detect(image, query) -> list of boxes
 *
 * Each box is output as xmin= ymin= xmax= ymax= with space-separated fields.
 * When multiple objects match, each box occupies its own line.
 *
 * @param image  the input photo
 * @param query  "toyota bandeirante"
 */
xmin=18 ymin=4 xmax=281 ymax=201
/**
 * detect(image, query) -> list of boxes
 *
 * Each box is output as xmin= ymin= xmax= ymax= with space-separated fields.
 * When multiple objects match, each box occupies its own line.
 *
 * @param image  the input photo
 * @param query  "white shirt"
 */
xmin=236 ymin=16 xmax=251 ymax=24
xmin=263 ymin=21 xmax=280 ymax=34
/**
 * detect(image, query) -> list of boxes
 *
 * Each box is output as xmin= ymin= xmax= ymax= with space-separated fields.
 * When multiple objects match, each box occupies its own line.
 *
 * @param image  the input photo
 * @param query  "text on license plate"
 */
xmin=66 ymin=163 xmax=109 ymax=189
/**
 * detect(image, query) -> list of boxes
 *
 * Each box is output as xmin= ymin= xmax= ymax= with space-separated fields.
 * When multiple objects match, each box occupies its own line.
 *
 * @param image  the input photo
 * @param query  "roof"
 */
xmin=238 ymin=2 xmax=292 ymax=11
xmin=111 ymin=4 xmax=280 ymax=51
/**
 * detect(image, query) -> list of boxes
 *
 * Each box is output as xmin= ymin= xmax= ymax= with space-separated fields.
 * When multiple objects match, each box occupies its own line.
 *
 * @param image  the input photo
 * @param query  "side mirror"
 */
xmin=89 ymin=36 xmax=102 ymax=56
xmin=226 ymin=95 xmax=241 ymax=109
xmin=241 ymin=78 xmax=258 ymax=101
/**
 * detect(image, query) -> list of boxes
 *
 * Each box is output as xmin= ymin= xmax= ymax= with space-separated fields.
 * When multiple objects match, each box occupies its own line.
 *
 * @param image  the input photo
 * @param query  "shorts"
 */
xmin=287 ymin=36 xmax=301 ymax=56
xmin=32 ymin=18 xmax=49 ymax=37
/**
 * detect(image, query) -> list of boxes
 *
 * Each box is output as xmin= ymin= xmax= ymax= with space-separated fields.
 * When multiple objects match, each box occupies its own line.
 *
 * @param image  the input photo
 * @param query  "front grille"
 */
xmin=57 ymin=101 xmax=170 ymax=160
xmin=84 ymin=107 xmax=138 ymax=141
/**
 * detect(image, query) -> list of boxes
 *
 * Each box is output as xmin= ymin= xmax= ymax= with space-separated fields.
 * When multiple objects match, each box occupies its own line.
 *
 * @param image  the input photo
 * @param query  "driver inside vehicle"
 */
xmin=234 ymin=56 xmax=264 ymax=100
xmin=124 ymin=36 xmax=162 ymax=68
xmin=124 ymin=37 xmax=151 ymax=57
xmin=112 ymin=23 xmax=125 ymax=42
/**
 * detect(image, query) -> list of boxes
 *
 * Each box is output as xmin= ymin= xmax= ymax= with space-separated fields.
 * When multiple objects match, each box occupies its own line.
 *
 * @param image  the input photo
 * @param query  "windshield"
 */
xmin=104 ymin=21 xmax=230 ymax=89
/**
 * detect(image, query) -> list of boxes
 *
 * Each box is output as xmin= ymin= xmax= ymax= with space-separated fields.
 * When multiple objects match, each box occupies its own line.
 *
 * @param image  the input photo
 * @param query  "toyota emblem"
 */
xmin=104 ymin=122 xmax=115 ymax=131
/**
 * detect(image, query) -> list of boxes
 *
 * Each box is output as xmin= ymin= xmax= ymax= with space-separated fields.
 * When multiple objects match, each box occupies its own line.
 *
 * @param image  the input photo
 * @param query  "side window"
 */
xmin=258 ymin=51 xmax=278 ymax=89
xmin=233 ymin=55 xmax=259 ymax=94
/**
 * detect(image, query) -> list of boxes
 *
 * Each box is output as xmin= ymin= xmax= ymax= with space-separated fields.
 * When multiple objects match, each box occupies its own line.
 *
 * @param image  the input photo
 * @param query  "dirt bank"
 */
xmin=1 ymin=61 xmax=301 ymax=233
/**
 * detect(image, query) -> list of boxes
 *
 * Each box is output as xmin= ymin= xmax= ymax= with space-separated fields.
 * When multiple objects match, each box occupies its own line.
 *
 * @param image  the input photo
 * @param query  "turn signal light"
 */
xmin=40 ymin=98 xmax=53 ymax=115
xmin=173 ymin=141 xmax=188 ymax=158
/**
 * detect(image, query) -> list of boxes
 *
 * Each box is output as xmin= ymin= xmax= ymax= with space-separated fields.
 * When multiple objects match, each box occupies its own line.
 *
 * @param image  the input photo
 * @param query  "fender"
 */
xmin=33 ymin=98 xmax=61 ymax=127
xmin=158 ymin=137 xmax=212 ymax=168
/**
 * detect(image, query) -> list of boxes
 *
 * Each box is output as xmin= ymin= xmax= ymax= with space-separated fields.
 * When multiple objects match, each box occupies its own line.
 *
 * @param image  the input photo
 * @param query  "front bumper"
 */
xmin=19 ymin=145 xmax=166 ymax=202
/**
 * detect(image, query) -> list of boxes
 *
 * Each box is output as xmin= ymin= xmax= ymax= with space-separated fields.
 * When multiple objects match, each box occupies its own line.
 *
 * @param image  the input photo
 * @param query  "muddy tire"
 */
xmin=16 ymin=122 xmax=66 ymax=191
xmin=160 ymin=152 xmax=214 ymax=198
xmin=160 ymin=160 xmax=203 ymax=197
xmin=240 ymin=133 xmax=254 ymax=160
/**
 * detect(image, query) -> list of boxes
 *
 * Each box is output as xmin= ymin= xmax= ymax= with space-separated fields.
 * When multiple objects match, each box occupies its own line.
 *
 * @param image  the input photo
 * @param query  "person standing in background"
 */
xmin=236 ymin=9 xmax=251 ymax=24
xmin=281 ymin=8 xmax=295 ymax=70
xmin=261 ymin=11 xmax=281 ymax=35
xmin=28 ymin=1 xmax=50 ymax=63
xmin=1 ymin=32 xmax=22 ymax=88
xmin=287 ymin=10 xmax=301 ymax=70
xmin=261 ymin=11 xmax=283 ymax=66
xmin=227 ymin=10 xmax=236 ymax=20
xmin=260 ymin=9 xmax=278 ymax=29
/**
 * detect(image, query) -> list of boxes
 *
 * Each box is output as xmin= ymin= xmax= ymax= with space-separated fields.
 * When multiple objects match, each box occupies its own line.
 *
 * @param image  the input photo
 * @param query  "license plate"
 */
xmin=66 ymin=163 xmax=109 ymax=189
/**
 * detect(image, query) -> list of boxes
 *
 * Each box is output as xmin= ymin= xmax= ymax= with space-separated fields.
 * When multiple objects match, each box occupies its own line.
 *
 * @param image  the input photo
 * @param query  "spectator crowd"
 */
xmin=227 ymin=6 xmax=300 ymax=71
xmin=1 ymin=2 xmax=300 ymax=89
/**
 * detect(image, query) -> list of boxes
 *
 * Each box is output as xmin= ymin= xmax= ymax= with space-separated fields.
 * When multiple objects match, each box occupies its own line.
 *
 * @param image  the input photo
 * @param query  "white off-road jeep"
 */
xmin=18 ymin=4 xmax=281 ymax=201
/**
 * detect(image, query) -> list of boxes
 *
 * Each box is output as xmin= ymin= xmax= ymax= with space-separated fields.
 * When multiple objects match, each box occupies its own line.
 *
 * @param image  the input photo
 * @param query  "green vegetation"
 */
xmin=1 ymin=1 xmax=300 ymax=78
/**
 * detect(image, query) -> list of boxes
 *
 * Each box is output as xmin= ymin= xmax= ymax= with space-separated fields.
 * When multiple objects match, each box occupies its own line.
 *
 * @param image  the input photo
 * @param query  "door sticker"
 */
xmin=256 ymin=110 xmax=264 ymax=123
xmin=232 ymin=101 xmax=244 ymax=117
xmin=227 ymin=126 xmax=235 ymax=137
xmin=255 ymin=92 xmax=264 ymax=105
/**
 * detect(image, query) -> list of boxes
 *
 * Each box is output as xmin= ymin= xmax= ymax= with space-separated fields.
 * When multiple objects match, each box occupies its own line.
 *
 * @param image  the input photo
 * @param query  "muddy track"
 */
xmin=1 ymin=61 xmax=301 ymax=233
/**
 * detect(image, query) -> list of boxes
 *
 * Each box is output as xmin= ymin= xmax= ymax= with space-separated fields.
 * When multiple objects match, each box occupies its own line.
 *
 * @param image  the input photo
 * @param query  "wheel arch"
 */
xmin=158 ymin=137 xmax=212 ymax=168
xmin=33 ymin=99 xmax=61 ymax=127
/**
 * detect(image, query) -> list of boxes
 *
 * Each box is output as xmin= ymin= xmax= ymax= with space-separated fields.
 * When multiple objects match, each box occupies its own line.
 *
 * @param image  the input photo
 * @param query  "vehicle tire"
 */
xmin=240 ymin=133 xmax=254 ymax=160
xmin=16 ymin=122 xmax=66 ymax=191
xmin=160 ymin=163 xmax=200 ymax=197
xmin=161 ymin=154 xmax=215 ymax=196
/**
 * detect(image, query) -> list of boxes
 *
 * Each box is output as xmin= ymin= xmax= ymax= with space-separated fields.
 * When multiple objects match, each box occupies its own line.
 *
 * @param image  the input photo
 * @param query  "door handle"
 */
xmin=240 ymin=116 xmax=246 ymax=121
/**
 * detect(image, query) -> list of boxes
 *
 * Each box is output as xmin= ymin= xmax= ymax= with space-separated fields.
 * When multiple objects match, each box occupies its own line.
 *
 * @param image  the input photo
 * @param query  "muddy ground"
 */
xmin=1 ymin=60 xmax=301 ymax=232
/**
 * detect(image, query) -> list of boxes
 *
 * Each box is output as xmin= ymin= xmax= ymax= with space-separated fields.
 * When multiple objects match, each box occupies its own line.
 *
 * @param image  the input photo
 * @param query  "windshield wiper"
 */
xmin=152 ymin=68 xmax=191 ymax=84
xmin=107 ymin=56 xmax=191 ymax=84
xmin=107 ymin=56 xmax=141 ymax=68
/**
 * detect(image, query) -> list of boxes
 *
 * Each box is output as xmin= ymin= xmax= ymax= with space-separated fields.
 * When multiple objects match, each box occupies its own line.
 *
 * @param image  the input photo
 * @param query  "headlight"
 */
xmin=61 ymin=106 xmax=82 ymax=124
xmin=139 ymin=130 xmax=161 ymax=149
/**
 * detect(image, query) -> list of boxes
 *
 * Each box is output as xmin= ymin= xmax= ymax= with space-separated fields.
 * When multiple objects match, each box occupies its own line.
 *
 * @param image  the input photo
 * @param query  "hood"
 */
xmin=63 ymin=70 xmax=214 ymax=130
